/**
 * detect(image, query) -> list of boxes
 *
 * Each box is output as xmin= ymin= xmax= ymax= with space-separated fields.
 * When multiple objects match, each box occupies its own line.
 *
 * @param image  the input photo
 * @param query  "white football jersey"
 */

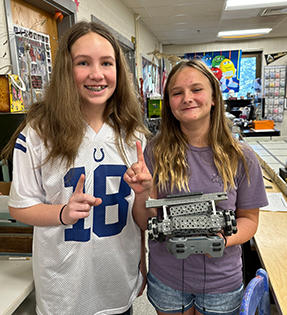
xmin=9 ymin=123 xmax=145 ymax=315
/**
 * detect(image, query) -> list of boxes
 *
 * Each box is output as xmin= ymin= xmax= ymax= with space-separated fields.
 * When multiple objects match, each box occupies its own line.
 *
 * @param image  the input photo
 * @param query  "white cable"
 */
xmin=0 ymin=64 xmax=13 ymax=74
xmin=9 ymin=74 xmax=26 ymax=91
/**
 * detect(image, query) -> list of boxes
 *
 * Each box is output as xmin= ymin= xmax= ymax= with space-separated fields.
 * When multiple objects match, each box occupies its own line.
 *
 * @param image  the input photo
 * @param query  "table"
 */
xmin=253 ymin=173 xmax=287 ymax=315
xmin=0 ymin=257 xmax=34 ymax=315
xmin=242 ymin=128 xmax=280 ymax=139
xmin=0 ymin=195 xmax=34 ymax=315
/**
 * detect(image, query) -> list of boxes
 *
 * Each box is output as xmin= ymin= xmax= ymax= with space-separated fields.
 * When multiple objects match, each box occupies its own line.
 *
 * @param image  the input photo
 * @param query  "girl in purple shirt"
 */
xmin=124 ymin=59 xmax=268 ymax=315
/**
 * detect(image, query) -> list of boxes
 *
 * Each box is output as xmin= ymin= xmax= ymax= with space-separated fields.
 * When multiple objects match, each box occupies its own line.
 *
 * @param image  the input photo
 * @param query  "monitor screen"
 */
xmin=226 ymin=99 xmax=252 ymax=110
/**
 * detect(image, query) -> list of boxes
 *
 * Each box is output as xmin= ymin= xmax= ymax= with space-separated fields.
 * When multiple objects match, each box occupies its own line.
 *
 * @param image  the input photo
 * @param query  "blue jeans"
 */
xmin=147 ymin=272 xmax=244 ymax=315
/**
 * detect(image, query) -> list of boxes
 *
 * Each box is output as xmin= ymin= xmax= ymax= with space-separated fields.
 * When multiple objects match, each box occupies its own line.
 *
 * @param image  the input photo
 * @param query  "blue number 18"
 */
xmin=63 ymin=165 xmax=131 ymax=242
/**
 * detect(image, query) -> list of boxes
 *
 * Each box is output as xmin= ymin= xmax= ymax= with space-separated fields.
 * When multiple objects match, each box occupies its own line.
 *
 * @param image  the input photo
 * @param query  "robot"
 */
xmin=146 ymin=191 xmax=237 ymax=259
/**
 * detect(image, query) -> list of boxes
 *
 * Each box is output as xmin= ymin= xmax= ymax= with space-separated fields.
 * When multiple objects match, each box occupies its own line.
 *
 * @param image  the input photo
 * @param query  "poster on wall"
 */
xmin=185 ymin=50 xmax=242 ymax=93
xmin=142 ymin=56 xmax=161 ymax=114
xmin=142 ymin=56 xmax=161 ymax=95
xmin=13 ymin=24 xmax=52 ymax=110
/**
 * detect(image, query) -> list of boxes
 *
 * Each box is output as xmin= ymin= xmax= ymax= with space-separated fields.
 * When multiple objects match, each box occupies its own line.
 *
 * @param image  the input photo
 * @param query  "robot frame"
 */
xmin=146 ymin=191 xmax=237 ymax=259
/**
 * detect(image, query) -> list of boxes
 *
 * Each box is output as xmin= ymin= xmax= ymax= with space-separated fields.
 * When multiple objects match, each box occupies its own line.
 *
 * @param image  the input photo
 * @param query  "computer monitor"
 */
xmin=225 ymin=99 xmax=251 ymax=112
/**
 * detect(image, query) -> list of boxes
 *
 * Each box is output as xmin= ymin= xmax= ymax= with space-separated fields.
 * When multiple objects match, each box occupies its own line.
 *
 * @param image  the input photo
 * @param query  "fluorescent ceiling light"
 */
xmin=225 ymin=0 xmax=287 ymax=10
xmin=218 ymin=28 xmax=272 ymax=38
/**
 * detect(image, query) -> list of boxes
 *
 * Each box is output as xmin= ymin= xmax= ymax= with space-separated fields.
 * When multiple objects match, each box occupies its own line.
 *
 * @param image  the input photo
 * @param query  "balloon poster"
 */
xmin=185 ymin=50 xmax=242 ymax=93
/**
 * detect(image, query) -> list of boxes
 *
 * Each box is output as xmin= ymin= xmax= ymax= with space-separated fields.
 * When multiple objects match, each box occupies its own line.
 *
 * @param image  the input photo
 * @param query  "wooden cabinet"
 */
xmin=0 ymin=225 xmax=33 ymax=255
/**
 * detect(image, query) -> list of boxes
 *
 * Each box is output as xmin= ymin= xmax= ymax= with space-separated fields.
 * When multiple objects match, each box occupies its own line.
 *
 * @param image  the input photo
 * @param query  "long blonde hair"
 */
xmin=151 ymin=59 xmax=249 ymax=192
xmin=1 ymin=21 xmax=149 ymax=167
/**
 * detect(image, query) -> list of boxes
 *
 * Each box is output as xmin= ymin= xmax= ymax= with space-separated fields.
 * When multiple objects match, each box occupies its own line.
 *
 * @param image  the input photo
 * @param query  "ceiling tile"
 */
xmin=123 ymin=0 xmax=287 ymax=45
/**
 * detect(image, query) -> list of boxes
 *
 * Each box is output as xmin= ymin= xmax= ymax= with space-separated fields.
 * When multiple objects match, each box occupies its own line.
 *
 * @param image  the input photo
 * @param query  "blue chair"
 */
xmin=240 ymin=268 xmax=271 ymax=315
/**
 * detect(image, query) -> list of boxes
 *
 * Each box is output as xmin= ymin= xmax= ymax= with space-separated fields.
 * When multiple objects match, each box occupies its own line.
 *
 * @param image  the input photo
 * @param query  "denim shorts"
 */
xmin=147 ymin=272 xmax=244 ymax=315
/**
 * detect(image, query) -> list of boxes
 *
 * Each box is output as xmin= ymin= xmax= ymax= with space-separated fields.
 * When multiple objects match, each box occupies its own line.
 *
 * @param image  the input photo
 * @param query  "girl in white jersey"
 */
xmin=2 ymin=21 xmax=149 ymax=315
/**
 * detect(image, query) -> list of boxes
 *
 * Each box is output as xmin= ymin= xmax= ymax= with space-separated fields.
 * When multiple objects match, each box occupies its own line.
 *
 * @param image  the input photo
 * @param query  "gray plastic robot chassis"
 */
xmin=146 ymin=191 xmax=237 ymax=259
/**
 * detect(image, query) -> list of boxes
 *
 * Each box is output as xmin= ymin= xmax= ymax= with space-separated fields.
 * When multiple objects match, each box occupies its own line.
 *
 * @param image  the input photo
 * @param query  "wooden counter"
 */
xmin=254 ymin=212 xmax=287 ymax=315
xmin=253 ymin=172 xmax=287 ymax=315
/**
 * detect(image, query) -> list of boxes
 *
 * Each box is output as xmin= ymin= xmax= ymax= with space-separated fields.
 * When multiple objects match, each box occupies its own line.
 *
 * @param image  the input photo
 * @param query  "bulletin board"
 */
xmin=12 ymin=24 xmax=52 ymax=110
xmin=185 ymin=50 xmax=242 ymax=94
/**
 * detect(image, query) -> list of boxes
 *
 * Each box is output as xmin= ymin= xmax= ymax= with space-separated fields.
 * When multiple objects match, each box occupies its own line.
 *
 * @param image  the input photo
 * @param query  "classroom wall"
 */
xmin=1 ymin=0 xmax=287 ymax=81
xmin=0 ymin=0 xmax=161 ymax=79
xmin=0 ymin=2 xmax=11 ymax=71
xmin=76 ymin=0 xmax=287 ymax=74
xmin=77 ymin=0 xmax=135 ymax=46
xmin=162 ymin=37 xmax=287 ymax=67
xmin=76 ymin=0 xmax=162 ymax=78
xmin=76 ymin=0 xmax=161 ymax=62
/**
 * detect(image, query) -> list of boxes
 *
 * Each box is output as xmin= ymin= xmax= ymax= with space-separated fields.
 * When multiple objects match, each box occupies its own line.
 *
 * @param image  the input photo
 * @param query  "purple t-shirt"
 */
xmin=144 ymin=142 xmax=268 ymax=294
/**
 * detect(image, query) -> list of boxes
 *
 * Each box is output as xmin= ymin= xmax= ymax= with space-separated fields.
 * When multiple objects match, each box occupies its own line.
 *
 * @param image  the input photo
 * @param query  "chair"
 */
xmin=240 ymin=268 xmax=271 ymax=315
xmin=0 ymin=159 xmax=10 ymax=182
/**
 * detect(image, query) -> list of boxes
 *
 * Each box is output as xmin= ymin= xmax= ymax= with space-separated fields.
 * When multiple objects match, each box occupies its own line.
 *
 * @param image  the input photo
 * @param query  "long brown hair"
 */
xmin=1 ymin=21 xmax=149 ymax=167
xmin=151 ymin=59 xmax=249 ymax=192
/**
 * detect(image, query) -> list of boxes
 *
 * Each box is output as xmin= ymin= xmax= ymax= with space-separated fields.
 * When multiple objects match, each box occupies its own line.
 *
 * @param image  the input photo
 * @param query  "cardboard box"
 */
xmin=0 ymin=75 xmax=10 ymax=112
xmin=0 ymin=181 xmax=11 ymax=195
xmin=0 ymin=181 xmax=33 ymax=255
xmin=0 ymin=226 xmax=33 ymax=254
xmin=0 ymin=75 xmax=25 ymax=113
xmin=252 ymin=120 xmax=274 ymax=130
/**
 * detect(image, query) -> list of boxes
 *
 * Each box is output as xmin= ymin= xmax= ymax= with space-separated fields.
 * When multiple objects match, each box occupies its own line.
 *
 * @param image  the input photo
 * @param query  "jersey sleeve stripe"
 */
xmin=14 ymin=133 xmax=27 ymax=153
xmin=15 ymin=143 xmax=27 ymax=153
xmin=18 ymin=133 xmax=26 ymax=142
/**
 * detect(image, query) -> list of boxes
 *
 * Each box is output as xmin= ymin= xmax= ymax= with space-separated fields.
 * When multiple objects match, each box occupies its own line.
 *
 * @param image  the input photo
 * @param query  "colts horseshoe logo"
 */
xmin=93 ymin=148 xmax=105 ymax=162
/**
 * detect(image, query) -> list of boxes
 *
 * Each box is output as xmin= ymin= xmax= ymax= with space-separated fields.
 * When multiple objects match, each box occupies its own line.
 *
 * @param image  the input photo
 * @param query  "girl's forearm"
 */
xmin=225 ymin=209 xmax=259 ymax=247
xmin=9 ymin=203 xmax=64 ymax=226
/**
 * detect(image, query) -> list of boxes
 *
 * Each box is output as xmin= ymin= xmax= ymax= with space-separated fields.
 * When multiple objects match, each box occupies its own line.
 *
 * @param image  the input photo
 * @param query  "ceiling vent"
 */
xmin=261 ymin=7 xmax=287 ymax=16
